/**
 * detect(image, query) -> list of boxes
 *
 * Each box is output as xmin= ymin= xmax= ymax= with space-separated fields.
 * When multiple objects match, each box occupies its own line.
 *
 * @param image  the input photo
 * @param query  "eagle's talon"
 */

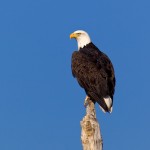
xmin=84 ymin=96 xmax=90 ymax=107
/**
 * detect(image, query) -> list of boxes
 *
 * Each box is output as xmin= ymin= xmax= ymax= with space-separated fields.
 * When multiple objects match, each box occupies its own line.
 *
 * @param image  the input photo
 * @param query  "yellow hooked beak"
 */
xmin=70 ymin=33 xmax=78 ymax=39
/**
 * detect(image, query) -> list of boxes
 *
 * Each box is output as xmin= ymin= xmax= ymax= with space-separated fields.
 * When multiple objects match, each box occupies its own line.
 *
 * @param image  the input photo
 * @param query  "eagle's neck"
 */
xmin=77 ymin=35 xmax=91 ymax=50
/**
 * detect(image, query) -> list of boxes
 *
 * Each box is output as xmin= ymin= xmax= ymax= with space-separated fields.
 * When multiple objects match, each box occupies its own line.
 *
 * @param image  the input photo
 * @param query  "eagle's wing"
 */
xmin=72 ymin=51 xmax=108 ymax=109
xmin=97 ymin=52 xmax=116 ymax=97
xmin=71 ymin=50 xmax=115 ymax=112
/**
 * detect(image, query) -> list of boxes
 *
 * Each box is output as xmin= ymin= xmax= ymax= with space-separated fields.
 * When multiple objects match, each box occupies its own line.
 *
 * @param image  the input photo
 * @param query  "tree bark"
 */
xmin=80 ymin=97 xmax=103 ymax=150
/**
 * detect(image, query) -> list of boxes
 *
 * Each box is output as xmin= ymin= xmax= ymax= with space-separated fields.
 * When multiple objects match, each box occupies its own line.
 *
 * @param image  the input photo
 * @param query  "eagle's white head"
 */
xmin=70 ymin=30 xmax=91 ymax=50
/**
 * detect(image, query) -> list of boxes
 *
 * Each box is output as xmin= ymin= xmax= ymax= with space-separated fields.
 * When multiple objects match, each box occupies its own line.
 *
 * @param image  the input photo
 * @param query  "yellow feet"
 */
xmin=84 ymin=96 xmax=90 ymax=107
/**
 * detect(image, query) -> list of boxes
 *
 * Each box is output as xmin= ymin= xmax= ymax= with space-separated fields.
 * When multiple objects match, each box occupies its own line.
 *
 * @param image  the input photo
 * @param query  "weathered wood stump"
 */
xmin=81 ymin=97 xmax=103 ymax=150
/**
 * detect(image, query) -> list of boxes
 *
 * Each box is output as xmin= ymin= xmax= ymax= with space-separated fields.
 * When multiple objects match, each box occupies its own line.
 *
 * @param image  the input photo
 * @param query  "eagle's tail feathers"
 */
xmin=103 ymin=96 xmax=113 ymax=113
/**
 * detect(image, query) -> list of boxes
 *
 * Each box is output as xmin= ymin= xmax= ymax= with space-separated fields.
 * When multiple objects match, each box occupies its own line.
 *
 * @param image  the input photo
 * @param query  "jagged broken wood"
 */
xmin=80 ymin=97 xmax=103 ymax=150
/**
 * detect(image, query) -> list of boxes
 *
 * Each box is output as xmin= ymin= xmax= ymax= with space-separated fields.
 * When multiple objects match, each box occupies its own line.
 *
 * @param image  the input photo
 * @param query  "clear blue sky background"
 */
xmin=0 ymin=0 xmax=150 ymax=150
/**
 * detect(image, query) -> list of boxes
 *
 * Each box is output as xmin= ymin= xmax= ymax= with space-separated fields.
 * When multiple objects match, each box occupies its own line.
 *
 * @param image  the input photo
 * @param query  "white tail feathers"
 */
xmin=104 ymin=96 xmax=113 ymax=113
xmin=99 ymin=96 xmax=113 ymax=113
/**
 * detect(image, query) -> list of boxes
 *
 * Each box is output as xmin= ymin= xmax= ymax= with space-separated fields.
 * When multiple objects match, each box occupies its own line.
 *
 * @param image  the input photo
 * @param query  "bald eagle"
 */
xmin=70 ymin=30 xmax=116 ymax=113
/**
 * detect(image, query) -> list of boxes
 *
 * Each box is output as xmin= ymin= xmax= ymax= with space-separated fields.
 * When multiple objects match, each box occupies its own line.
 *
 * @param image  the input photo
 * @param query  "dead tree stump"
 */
xmin=80 ymin=97 xmax=103 ymax=150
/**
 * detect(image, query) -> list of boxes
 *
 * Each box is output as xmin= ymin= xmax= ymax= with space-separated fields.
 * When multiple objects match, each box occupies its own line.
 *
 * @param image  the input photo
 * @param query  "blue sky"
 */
xmin=0 ymin=0 xmax=150 ymax=149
